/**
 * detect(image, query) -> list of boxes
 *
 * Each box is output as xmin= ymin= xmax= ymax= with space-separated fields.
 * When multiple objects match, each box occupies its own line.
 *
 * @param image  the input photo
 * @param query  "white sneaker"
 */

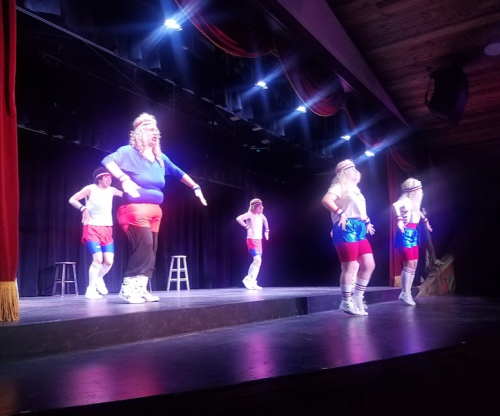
xmin=353 ymin=296 xmax=369 ymax=315
xmin=118 ymin=278 xmax=145 ymax=304
xmin=140 ymin=290 xmax=160 ymax=302
xmin=136 ymin=276 xmax=160 ymax=302
xmin=399 ymin=292 xmax=416 ymax=306
xmin=242 ymin=276 xmax=254 ymax=290
xmin=85 ymin=286 xmax=103 ymax=300
xmin=251 ymin=281 xmax=263 ymax=290
xmin=96 ymin=278 xmax=108 ymax=295
xmin=340 ymin=299 xmax=363 ymax=316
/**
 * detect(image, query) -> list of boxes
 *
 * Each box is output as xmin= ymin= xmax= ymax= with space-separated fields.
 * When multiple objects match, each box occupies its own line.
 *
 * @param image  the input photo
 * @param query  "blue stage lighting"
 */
xmin=164 ymin=19 xmax=182 ymax=30
xmin=255 ymin=81 xmax=268 ymax=89
xmin=296 ymin=105 xmax=307 ymax=113
xmin=365 ymin=150 xmax=375 ymax=157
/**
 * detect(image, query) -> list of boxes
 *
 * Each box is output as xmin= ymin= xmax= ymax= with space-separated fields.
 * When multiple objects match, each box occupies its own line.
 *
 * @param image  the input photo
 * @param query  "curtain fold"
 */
xmin=175 ymin=0 xmax=274 ymax=57
xmin=275 ymin=37 xmax=346 ymax=116
xmin=0 ymin=0 xmax=20 ymax=321
xmin=176 ymin=0 xmax=345 ymax=116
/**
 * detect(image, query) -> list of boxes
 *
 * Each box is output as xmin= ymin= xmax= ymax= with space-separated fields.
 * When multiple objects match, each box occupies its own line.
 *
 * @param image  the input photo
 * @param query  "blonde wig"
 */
xmin=249 ymin=198 xmax=263 ymax=213
xmin=331 ymin=159 xmax=360 ymax=192
xmin=399 ymin=178 xmax=423 ymax=210
xmin=129 ymin=113 xmax=164 ymax=167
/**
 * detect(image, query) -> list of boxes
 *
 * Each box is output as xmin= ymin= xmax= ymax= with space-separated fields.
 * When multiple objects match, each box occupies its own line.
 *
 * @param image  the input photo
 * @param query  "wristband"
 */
xmin=193 ymin=185 xmax=201 ymax=191
xmin=363 ymin=217 xmax=371 ymax=224
xmin=265 ymin=229 xmax=269 ymax=232
xmin=422 ymin=217 xmax=428 ymax=222
xmin=245 ymin=225 xmax=250 ymax=230
xmin=119 ymin=174 xmax=130 ymax=182
xmin=80 ymin=206 xmax=87 ymax=212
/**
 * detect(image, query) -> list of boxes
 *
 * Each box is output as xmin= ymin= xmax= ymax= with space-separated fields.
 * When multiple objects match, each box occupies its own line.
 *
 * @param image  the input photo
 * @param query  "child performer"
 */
xmin=392 ymin=178 xmax=433 ymax=305
xmin=322 ymin=160 xmax=375 ymax=316
xmin=69 ymin=168 xmax=122 ymax=299
xmin=236 ymin=198 xmax=269 ymax=290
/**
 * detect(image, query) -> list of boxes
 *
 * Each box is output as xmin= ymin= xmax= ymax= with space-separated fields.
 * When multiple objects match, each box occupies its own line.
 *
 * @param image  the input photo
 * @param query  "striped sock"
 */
xmin=353 ymin=278 xmax=369 ymax=298
xmin=341 ymin=284 xmax=352 ymax=302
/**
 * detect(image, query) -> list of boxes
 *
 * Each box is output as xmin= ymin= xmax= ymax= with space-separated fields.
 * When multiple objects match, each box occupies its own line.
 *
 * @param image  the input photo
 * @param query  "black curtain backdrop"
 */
xmin=17 ymin=131 xmax=249 ymax=296
xmin=17 ymin=128 xmax=393 ymax=296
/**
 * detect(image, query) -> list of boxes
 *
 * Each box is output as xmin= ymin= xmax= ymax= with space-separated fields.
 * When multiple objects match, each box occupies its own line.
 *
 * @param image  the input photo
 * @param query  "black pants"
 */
xmin=124 ymin=225 xmax=158 ymax=279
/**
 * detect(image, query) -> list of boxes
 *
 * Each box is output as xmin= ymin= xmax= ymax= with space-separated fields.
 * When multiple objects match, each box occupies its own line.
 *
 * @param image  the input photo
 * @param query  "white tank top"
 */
xmin=246 ymin=212 xmax=264 ymax=239
xmin=328 ymin=184 xmax=367 ymax=224
xmin=396 ymin=196 xmax=421 ymax=225
xmin=86 ymin=185 xmax=116 ymax=226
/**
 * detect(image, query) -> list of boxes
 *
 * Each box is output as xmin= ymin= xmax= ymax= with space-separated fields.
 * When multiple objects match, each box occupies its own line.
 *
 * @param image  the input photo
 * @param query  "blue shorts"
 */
xmin=394 ymin=227 xmax=418 ymax=249
xmin=333 ymin=218 xmax=367 ymax=244
xmin=86 ymin=241 xmax=115 ymax=255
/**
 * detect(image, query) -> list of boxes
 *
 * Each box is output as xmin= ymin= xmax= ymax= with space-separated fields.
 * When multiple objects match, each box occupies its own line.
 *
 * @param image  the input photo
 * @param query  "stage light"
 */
xmin=341 ymin=135 xmax=351 ymax=141
xmin=296 ymin=105 xmax=307 ymax=113
xmin=255 ymin=81 xmax=268 ymax=89
xmin=365 ymin=150 xmax=375 ymax=157
xmin=164 ymin=19 xmax=182 ymax=30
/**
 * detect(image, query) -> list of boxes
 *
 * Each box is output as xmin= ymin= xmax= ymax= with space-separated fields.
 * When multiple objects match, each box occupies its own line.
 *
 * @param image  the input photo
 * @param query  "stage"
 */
xmin=1 ymin=288 xmax=500 ymax=415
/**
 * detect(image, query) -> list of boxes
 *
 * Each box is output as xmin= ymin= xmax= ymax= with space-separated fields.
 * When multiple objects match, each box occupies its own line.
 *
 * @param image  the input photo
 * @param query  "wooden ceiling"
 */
xmin=325 ymin=0 xmax=500 ymax=155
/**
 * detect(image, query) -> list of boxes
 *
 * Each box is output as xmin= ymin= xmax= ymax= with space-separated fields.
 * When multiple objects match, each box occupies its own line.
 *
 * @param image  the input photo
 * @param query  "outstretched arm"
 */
xmin=180 ymin=174 xmax=207 ymax=206
xmin=69 ymin=186 xmax=91 ymax=225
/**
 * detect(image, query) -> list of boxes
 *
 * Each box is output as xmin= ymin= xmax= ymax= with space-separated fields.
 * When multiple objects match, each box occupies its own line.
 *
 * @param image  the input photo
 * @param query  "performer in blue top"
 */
xmin=102 ymin=113 xmax=207 ymax=304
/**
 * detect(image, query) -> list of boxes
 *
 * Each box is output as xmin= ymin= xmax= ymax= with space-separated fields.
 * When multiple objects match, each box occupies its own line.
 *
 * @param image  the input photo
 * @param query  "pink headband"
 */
xmin=95 ymin=172 xmax=110 ymax=179
xmin=335 ymin=161 xmax=355 ymax=174
xmin=134 ymin=120 xmax=156 ymax=130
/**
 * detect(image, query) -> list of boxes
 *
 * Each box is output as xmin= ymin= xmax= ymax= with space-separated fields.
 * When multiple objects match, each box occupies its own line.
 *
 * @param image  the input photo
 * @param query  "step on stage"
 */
xmin=1 ymin=288 xmax=500 ymax=415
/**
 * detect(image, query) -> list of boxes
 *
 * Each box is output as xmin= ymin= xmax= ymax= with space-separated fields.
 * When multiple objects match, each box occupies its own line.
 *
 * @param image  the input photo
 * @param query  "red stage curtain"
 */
xmin=0 ymin=0 xmax=20 ymax=321
xmin=275 ymin=37 xmax=346 ymax=116
xmin=175 ymin=0 xmax=274 ymax=57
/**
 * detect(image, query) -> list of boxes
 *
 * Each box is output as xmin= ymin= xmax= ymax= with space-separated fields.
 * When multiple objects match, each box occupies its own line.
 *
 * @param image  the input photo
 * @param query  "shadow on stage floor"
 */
xmin=1 ymin=288 xmax=500 ymax=415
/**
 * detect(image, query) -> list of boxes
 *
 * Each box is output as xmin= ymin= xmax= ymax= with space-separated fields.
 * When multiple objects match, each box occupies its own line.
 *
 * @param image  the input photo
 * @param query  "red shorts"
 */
xmin=334 ymin=239 xmax=372 ymax=262
xmin=117 ymin=204 xmax=163 ymax=234
xmin=246 ymin=239 xmax=263 ymax=256
xmin=395 ymin=246 xmax=419 ymax=262
xmin=82 ymin=225 xmax=113 ymax=246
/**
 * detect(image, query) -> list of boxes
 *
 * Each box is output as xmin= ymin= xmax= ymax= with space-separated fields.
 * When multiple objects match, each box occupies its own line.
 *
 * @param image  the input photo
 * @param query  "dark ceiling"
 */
xmin=14 ymin=0 xmax=500 ymax=174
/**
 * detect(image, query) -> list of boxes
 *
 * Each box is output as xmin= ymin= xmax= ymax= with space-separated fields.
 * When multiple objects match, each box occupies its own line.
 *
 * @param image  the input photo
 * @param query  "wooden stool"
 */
xmin=167 ymin=255 xmax=190 ymax=291
xmin=53 ymin=262 xmax=79 ymax=296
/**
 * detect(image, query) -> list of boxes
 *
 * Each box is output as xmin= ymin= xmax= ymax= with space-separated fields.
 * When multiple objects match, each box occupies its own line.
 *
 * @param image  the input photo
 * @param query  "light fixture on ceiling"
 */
xmin=365 ymin=150 xmax=375 ymax=157
xmin=340 ymin=135 xmax=351 ymax=141
xmin=164 ymin=19 xmax=182 ymax=31
xmin=255 ymin=80 xmax=268 ymax=89
xmin=484 ymin=42 xmax=500 ymax=56
xmin=295 ymin=105 xmax=307 ymax=113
